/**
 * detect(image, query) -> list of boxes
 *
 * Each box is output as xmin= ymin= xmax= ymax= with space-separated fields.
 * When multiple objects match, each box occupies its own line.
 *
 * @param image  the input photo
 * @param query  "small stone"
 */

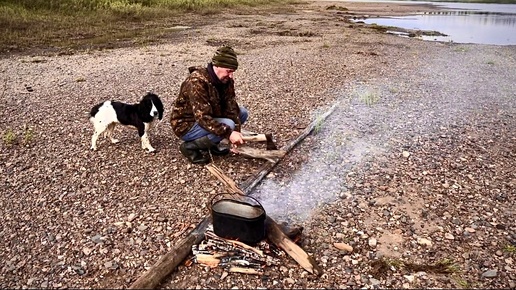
xmin=369 ymin=278 xmax=380 ymax=286
xmin=91 ymin=234 xmax=103 ymax=243
xmin=128 ymin=213 xmax=137 ymax=222
xmin=417 ymin=237 xmax=432 ymax=246
xmin=481 ymin=270 xmax=497 ymax=278
xmin=444 ymin=233 xmax=455 ymax=240
xmin=368 ymin=237 xmax=377 ymax=247
xmin=402 ymin=151 xmax=410 ymax=158
xmin=334 ymin=243 xmax=353 ymax=252
xmin=82 ymin=247 xmax=93 ymax=255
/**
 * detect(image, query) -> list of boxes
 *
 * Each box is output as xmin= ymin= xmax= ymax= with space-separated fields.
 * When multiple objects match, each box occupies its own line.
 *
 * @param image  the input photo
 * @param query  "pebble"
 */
xmin=369 ymin=278 xmax=381 ymax=286
xmin=128 ymin=213 xmax=137 ymax=222
xmin=334 ymin=243 xmax=353 ymax=252
xmin=444 ymin=233 xmax=455 ymax=240
xmin=417 ymin=237 xmax=432 ymax=246
xmin=481 ymin=270 xmax=498 ymax=278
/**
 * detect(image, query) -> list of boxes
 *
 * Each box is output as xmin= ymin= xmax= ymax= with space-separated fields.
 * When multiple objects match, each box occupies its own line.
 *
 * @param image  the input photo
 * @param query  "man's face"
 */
xmin=215 ymin=67 xmax=235 ymax=83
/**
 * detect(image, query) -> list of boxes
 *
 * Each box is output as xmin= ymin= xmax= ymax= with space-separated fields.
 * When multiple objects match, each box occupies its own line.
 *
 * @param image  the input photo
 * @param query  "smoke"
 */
xmin=252 ymin=84 xmax=391 ymax=224
xmin=252 ymin=48 xmax=516 ymax=226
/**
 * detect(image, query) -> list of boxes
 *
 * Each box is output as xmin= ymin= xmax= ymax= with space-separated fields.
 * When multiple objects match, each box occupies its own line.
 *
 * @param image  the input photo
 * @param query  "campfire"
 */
xmin=189 ymin=226 xmax=284 ymax=275
xmin=129 ymin=106 xmax=337 ymax=289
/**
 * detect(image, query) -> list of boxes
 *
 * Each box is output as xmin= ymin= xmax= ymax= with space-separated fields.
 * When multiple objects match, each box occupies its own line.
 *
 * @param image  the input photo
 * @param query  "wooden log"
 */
xmin=228 ymin=266 xmax=262 ymax=275
xmin=235 ymin=146 xmax=286 ymax=163
xmin=265 ymin=217 xmax=322 ymax=276
xmin=205 ymin=230 xmax=265 ymax=257
xmin=128 ymin=217 xmax=211 ymax=289
xmin=196 ymin=254 xmax=223 ymax=268
xmin=240 ymin=103 xmax=338 ymax=192
xmin=206 ymin=164 xmax=322 ymax=276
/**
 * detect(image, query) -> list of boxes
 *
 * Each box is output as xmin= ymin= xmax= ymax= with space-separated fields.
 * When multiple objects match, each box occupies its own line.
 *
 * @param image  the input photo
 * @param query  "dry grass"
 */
xmin=0 ymin=0 xmax=297 ymax=55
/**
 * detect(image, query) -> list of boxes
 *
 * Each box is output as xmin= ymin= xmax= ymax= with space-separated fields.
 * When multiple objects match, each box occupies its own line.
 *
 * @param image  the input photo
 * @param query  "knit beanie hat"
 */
xmin=212 ymin=46 xmax=238 ymax=70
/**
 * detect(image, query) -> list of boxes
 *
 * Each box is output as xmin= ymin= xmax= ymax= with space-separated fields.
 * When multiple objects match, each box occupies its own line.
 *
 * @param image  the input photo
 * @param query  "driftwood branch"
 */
xmin=241 ymin=103 xmax=338 ymax=192
xmin=235 ymin=146 xmax=286 ymax=162
xmin=128 ymin=217 xmax=211 ymax=289
xmin=265 ymin=218 xmax=323 ymax=275
xmin=127 ymin=104 xmax=337 ymax=288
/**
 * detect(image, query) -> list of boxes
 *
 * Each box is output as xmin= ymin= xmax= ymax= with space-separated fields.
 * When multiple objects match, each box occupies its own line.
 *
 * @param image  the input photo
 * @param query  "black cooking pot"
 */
xmin=210 ymin=194 xmax=266 ymax=245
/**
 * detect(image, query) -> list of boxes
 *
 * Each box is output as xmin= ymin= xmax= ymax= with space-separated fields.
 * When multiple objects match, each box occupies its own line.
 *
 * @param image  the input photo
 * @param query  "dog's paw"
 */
xmin=90 ymin=146 xmax=97 ymax=151
xmin=147 ymin=148 xmax=157 ymax=153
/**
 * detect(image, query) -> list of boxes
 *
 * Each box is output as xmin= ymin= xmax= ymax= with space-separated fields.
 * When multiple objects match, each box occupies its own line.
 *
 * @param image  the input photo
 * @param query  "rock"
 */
xmin=417 ymin=237 xmax=433 ymax=246
xmin=481 ymin=270 xmax=497 ymax=278
xmin=128 ymin=213 xmax=137 ymax=222
xmin=333 ymin=243 xmax=353 ymax=252
xmin=82 ymin=247 xmax=93 ymax=255
xmin=445 ymin=233 xmax=455 ymax=240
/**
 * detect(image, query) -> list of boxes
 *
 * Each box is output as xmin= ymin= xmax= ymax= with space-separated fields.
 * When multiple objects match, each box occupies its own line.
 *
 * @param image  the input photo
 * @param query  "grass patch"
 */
xmin=358 ymin=90 xmax=380 ymax=106
xmin=370 ymin=257 xmax=460 ymax=278
xmin=23 ymin=125 xmax=34 ymax=144
xmin=503 ymin=244 xmax=516 ymax=253
xmin=313 ymin=115 xmax=325 ymax=135
xmin=0 ymin=0 xmax=296 ymax=56
xmin=2 ymin=128 xmax=17 ymax=146
xmin=2 ymin=126 xmax=35 ymax=147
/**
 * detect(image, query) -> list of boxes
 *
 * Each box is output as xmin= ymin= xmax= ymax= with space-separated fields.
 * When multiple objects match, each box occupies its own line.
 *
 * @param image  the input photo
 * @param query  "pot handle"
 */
xmin=209 ymin=193 xmax=265 ymax=211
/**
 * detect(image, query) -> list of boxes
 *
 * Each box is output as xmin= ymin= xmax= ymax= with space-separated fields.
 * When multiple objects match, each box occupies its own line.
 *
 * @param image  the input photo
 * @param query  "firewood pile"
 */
xmin=189 ymin=226 xmax=284 ymax=275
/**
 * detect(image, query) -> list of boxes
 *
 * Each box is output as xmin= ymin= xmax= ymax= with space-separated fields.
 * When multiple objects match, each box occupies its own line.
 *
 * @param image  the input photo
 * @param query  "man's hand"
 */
xmin=229 ymin=131 xmax=245 ymax=145
xmin=229 ymin=131 xmax=244 ymax=154
xmin=229 ymin=131 xmax=244 ymax=146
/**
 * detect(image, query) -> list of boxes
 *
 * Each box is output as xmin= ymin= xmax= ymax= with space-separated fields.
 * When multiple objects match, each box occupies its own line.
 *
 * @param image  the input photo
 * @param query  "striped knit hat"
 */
xmin=212 ymin=46 xmax=238 ymax=70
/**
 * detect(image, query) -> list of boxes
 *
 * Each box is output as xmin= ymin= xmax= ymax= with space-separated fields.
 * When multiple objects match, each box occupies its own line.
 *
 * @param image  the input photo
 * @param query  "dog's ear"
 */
xmin=148 ymin=93 xmax=164 ymax=120
xmin=154 ymin=96 xmax=164 ymax=120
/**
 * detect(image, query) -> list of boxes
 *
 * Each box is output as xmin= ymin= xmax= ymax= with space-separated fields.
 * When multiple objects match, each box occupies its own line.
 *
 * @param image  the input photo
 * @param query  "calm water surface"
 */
xmin=347 ymin=0 xmax=516 ymax=45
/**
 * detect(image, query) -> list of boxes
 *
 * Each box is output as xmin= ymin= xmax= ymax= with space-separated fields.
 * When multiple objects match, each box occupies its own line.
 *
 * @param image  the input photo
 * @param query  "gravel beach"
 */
xmin=1 ymin=1 xmax=515 ymax=289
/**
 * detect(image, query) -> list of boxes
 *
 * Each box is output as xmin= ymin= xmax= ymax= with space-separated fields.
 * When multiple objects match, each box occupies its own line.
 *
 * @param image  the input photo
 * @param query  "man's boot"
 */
xmin=179 ymin=140 xmax=209 ymax=164
xmin=210 ymin=142 xmax=230 ymax=156
xmin=179 ymin=136 xmax=228 ymax=164
xmin=193 ymin=136 xmax=230 ymax=156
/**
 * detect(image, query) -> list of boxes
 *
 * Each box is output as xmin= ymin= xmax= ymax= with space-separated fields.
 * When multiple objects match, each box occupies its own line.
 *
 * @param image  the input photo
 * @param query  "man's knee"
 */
xmin=219 ymin=118 xmax=236 ymax=129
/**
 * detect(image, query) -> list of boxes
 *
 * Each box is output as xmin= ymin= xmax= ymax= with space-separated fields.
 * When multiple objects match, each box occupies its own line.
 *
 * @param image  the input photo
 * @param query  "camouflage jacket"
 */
xmin=170 ymin=65 xmax=241 ymax=139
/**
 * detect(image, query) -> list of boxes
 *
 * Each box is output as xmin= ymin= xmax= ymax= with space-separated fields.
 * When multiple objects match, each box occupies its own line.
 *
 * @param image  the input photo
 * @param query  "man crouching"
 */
xmin=170 ymin=46 xmax=248 ymax=164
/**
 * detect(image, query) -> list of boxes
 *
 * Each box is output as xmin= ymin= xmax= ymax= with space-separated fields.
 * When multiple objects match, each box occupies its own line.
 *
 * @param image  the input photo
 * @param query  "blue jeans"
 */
xmin=181 ymin=106 xmax=248 ymax=143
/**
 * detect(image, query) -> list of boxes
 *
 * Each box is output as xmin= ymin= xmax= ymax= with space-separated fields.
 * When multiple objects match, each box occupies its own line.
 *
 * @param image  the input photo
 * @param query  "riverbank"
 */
xmin=1 ymin=1 xmax=514 ymax=289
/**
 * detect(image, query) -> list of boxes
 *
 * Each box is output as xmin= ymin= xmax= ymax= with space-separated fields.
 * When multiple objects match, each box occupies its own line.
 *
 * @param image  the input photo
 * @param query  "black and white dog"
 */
xmin=89 ymin=92 xmax=164 ymax=152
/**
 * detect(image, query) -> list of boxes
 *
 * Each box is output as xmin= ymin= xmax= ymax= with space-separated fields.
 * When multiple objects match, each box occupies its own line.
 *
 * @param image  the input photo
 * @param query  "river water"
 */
xmin=349 ymin=0 xmax=516 ymax=45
